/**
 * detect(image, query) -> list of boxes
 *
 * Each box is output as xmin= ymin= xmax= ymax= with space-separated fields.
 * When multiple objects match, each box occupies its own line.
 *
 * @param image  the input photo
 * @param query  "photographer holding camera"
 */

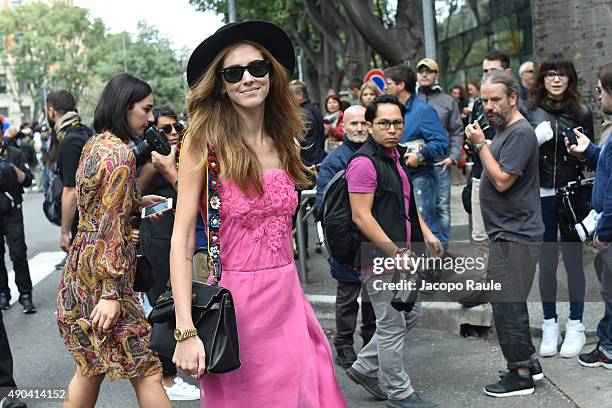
xmin=0 ymin=118 xmax=36 ymax=314
xmin=135 ymin=108 xmax=200 ymax=400
xmin=526 ymin=53 xmax=595 ymax=358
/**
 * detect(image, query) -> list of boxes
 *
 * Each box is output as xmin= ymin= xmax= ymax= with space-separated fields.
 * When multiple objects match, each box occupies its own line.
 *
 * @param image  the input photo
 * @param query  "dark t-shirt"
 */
xmin=480 ymin=118 xmax=544 ymax=242
xmin=57 ymin=125 xmax=92 ymax=187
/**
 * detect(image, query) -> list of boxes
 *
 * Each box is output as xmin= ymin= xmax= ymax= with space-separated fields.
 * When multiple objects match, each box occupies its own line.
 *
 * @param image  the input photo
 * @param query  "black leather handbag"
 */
xmin=148 ymin=144 xmax=241 ymax=374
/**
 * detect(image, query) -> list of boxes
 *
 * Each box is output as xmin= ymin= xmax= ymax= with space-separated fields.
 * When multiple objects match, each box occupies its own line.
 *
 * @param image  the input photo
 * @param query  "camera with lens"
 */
xmin=132 ymin=125 xmax=172 ymax=168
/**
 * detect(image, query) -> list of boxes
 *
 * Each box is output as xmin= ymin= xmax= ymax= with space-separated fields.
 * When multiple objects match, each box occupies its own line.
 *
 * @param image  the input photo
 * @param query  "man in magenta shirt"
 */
xmin=344 ymin=94 xmax=442 ymax=408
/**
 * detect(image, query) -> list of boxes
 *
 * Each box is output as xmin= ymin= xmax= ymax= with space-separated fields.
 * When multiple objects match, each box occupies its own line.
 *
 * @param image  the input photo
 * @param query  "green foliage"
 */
xmin=0 ymin=2 xmax=106 ymax=116
xmin=0 ymin=3 xmax=186 ymax=121
xmin=92 ymin=22 xmax=186 ymax=115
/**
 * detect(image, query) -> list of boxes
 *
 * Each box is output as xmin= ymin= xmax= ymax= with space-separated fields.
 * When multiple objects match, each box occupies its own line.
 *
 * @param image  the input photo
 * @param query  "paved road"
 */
xmin=2 ymin=192 xmax=609 ymax=407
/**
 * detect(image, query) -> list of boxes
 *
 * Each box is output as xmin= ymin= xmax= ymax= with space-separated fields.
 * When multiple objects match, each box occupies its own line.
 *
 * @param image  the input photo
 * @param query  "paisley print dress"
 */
xmin=56 ymin=132 xmax=162 ymax=379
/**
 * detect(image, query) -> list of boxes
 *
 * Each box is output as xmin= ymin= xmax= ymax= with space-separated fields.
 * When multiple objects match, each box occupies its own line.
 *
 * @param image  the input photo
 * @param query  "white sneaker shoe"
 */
xmin=560 ymin=319 xmax=586 ymax=358
xmin=540 ymin=318 xmax=562 ymax=357
xmin=163 ymin=377 xmax=200 ymax=401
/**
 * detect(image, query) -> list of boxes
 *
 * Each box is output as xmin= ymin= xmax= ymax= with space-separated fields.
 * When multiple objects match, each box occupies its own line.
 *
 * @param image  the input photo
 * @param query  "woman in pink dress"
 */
xmin=169 ymin=21 xmax=347 ymax=407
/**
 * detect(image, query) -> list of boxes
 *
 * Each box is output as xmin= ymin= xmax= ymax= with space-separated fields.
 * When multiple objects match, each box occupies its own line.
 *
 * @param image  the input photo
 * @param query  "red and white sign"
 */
xmin=363 ymin=69 xmax=385 ymax=93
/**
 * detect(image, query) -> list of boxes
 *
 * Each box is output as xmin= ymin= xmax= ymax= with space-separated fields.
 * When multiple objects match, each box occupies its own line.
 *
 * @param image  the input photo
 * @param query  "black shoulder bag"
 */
xmin=148 ymin=144 xmax=241 ymax=374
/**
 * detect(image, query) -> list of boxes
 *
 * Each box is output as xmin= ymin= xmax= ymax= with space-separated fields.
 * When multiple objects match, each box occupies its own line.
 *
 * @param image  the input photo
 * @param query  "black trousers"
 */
xmin=334 ymin=280 xmax=376 ymax=350
xmin=0 ymin=207 xmax=32 ymax=297
xmin=488 ymin=240 xmax=541 ymax=369
xmin=0 ymin=310 xmax=17 ymax=398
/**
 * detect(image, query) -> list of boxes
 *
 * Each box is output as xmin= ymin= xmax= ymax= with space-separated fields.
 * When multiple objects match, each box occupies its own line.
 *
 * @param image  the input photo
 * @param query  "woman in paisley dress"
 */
xmin=56 ymin=73 xmax=172 ymax=408
xmin=170 ymin=21 xmax=347 ymax=407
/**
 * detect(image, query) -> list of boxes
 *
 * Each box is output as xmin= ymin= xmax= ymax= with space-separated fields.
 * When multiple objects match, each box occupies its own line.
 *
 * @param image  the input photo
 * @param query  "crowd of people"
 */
xmin=0 ymin=18 xmax=609 ymax=408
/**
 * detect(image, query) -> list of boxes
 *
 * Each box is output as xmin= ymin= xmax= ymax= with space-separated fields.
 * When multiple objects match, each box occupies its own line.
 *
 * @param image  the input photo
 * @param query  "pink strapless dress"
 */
xmin=201 ymin=169 xmax=347 ymax=408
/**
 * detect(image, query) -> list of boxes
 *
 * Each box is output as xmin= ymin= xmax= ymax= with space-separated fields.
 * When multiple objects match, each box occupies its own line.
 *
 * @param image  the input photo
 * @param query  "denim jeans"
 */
xmin=433 ymin=164 xmax=451 ymax=246
xmin=538 ymin=196 xmax=585 ymax=321
xmin=411 ymin=172 xmax=443 ymax=246
xmin=596 ymin=247 xmax=612 ymax=356
xmin=488 ymin=240 xmax=541 ymax=369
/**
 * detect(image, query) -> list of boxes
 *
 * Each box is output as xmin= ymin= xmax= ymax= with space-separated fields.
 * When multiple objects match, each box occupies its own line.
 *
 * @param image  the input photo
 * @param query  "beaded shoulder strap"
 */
xmin=206 ymin=144 xmax=222 ymax=283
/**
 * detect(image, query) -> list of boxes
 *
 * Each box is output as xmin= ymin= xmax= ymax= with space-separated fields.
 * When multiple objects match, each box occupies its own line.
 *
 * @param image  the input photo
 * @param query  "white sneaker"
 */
xmin=540 ymin=318 xmax=562 ymax=357
xmin=163 ymin=377 xmax=200 ymax=401
xmin=560 ymin=319 xmax=586 ymax=358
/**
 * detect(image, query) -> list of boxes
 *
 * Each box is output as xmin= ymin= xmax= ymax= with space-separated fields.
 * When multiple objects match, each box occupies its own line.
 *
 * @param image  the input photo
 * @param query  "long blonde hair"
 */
xmin=184 ymin=40 xmax=310 ymax=195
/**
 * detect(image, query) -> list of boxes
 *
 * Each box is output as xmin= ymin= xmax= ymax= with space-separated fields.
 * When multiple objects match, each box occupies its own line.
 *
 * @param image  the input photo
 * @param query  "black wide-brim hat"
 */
xmin=187 ymin=21 xmax=295 ymax=89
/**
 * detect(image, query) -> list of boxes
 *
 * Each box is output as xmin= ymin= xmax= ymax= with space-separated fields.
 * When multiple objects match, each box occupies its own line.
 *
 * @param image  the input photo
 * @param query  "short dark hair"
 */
xmin=365 ymin=94 xmax=406 ymax=123
xmin=93 ymin=73 xmax=152 ymax=140
xmin=599 ymin=63 xmax=612 ymax=94
xmin=383 ymin=65 xmax=416 ymax=94
xmin=46 ymin=90 xmax=76 ymax=114
xmin=484 ymin=50 xmax=510 ymax=69
xmin=152 ymin=107 xmax=177 ymax=125
xmin=349 ymin=78 xmax=363 ymax=90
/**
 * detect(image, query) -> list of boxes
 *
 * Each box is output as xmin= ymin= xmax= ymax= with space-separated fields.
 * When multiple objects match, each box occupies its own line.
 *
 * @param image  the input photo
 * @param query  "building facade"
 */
xmin=435 ymin=0 xmax=533 ymax=90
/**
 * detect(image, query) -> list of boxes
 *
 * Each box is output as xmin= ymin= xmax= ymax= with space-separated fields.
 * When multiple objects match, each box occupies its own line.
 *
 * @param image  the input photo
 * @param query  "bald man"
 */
xmin=315 ymin=105 xmax=376 ymax=369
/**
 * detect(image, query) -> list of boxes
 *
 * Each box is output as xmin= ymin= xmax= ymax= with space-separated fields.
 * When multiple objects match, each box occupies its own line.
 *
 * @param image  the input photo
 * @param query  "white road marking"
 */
xmin=7 ymin=251 xmax=65 ymax=305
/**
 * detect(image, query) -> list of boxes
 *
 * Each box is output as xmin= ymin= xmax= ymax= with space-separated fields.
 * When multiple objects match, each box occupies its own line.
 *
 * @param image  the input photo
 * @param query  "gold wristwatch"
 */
xmin=174 ymin=327 xmax=197 ymax=341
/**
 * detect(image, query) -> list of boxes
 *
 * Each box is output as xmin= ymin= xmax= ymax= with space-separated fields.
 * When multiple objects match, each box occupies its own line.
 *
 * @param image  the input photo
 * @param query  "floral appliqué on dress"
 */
xmin=219 ymin=169 xmax=297 ymax=252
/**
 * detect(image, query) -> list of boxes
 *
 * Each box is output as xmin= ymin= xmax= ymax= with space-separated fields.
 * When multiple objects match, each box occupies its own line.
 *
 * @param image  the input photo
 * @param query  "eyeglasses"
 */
xmin=373 ymin=120 xmax=404 ymax=130
xmin=545 ymin=71 xmax=568 ymax=81
xmin=219 ymin=60 xmax=270 ymax=83
xmin=418 ymin=68 xmax=437 ymax=75
xmin=159 ymin=123 xmax=184 ymax=135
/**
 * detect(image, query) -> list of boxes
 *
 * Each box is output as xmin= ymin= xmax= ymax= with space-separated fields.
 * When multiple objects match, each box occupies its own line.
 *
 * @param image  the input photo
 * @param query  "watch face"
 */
xmin=174 ymin=328 xmax=181 ymax=339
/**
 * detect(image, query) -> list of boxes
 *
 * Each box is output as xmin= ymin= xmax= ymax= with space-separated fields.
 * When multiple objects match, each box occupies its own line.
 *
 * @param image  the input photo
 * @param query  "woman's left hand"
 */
xmin=90 ymin=299 xmax=121 ymax=337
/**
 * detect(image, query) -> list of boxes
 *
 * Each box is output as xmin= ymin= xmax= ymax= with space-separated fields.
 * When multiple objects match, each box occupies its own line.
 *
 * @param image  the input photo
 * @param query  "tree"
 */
xmin=92 ymin=22 xmax=187 ymax=115
xmin=0 ymin=2 xmax=106 ymax=120
xmin=531 ymin=0 xmax=612 ymax=137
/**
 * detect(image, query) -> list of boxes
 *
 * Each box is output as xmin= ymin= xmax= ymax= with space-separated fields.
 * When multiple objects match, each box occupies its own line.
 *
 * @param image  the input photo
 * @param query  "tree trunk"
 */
xmin=532 ymin=0 xmax=612 ymax=138
xmin=344 ymin=19 xmax=372 ymax=81
xmin=339 ymin=0 xmax=425 ymax=66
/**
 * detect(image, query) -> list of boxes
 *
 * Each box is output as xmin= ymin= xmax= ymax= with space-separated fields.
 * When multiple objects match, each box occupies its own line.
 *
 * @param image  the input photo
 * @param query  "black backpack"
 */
xmin=43 ymin=124 xmax=92 ymax=226
xmin=317 ymin=155 xmax=387 ymax=266
xmin=43 ymin=168 xmax=63 ymax=226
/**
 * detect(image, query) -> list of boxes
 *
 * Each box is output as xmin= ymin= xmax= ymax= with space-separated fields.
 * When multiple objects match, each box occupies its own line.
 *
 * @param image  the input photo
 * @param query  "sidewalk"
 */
xmin=301 ymin=179 xmax=611 ymax=408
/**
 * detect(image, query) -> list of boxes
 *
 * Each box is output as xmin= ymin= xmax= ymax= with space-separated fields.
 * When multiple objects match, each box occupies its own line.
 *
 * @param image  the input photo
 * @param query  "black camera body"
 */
xmin=132 ymin=126 xmax=172 ymax=167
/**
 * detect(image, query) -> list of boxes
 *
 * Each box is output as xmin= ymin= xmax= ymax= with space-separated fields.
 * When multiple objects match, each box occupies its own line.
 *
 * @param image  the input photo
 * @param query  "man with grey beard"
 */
xmin=466 ymin=70 xmax=544 ymax=398
xmin=315 ymin=105 xmax=376 ymax=369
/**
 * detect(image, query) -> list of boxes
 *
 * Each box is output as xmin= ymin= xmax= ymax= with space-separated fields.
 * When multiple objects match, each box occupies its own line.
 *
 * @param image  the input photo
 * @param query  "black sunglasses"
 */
xmin=159 ymin=123 xmax=184 ymax=135
xmin=219 ymin=60 xmax=270 ymax=83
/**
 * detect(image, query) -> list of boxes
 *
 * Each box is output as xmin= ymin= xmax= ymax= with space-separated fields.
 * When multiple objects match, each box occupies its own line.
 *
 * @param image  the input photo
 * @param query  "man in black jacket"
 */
xmin=0 ymin=122 xmax=35 ymax=314
xmin=45 ymin=90 xmax=92 ymax=253
xmin=289 ymin=80 xmax=325 ymax=166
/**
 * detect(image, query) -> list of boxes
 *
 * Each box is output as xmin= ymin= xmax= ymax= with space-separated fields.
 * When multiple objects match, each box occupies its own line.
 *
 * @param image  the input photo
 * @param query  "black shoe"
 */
xmin=387 ymin=392 xmax=437 ymax=408
xmin=484 ymin=370 xmax=534 ymax=398
xmin=346 ymin=366 xmax=387 ymax=400
xmin=18 ymin=294 xmax=36 ymax=314
xmin=0 ymin=293 xmax=10 ymax=310
xmin=499 ymin=359 xmax=544 ymax=381
xmin=0 ymin=397 xmax=28 ymax=408
xmin=335 ymin=348 xmax=357 ymax=369
xmin=579 ymin=344 xmax=612 ymax=369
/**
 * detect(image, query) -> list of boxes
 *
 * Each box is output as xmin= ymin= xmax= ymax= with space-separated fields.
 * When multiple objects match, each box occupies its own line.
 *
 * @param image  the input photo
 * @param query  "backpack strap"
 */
xmin=349 ymin=153 xmax=389 ymax=200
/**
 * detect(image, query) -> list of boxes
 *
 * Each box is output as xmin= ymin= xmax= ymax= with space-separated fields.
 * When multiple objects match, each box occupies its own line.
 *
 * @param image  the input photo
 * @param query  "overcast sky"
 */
xmin=73 ymin=0 xmax=224 ymax=52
